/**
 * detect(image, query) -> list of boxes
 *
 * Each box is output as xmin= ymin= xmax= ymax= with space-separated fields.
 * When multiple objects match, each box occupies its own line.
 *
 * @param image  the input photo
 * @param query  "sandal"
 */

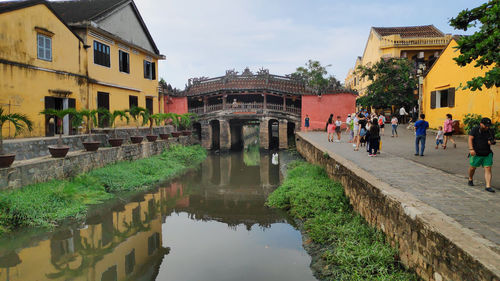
xmin=443 ymin=145 xmax=446 ymax=149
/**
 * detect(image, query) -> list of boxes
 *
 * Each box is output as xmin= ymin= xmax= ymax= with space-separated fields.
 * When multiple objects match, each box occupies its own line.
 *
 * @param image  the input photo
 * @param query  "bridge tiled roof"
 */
xmin=176 ymin=74 xmax=357 ymax=97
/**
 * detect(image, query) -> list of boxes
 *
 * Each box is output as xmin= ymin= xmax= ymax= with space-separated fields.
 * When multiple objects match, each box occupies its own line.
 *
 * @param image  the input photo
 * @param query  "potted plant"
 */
xmin=40 ymin=108 xmax=78 ymax=158
xmin=169 ymin=113 xmax=182 ymax=137
xmin=158 ymin=113 xmax=171 ymax=140
xmin=146 ymin=113 xmax=163 ymax=142
xmin=77 ymin=108 xmax=107 ymax=151
xmin=0 ymin=107 xmax=33 ymax=168
xmin=127 ymin=106 xmax=148 ymax=144
xmin=179 ymin=113 xmax=197 ymax=136
xmin=107 ymin=110 xmax=129 ymax=147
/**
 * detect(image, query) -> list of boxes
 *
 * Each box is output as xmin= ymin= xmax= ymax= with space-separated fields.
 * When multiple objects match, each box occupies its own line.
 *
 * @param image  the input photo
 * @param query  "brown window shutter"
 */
xmin=430 ymin=91 xmax=436 ymax=109
xmin=448 ymin=87 xmax=455 ymax=107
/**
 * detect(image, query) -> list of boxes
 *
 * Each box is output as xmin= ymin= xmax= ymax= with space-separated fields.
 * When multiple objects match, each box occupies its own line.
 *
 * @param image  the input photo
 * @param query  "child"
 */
xmin=435 ymin=126 xmax=444 ymax=149
xmin=335 ymin=116 xmax=342 ymax=142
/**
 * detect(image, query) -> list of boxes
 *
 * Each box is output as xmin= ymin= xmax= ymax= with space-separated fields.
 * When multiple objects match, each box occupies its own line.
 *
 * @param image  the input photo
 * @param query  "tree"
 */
xmin=107 ymin=110 xmax=129 ymax=139
xmin=0 ymin=107 xmax=33 ymax=155
xmin=126 ymin=106 xmax=149 ymax=136
xmin=290 ymin=60 xmax=342 ymax=93
xmin=449 ymin=0 xmax=500 ymax=90
xmin=356 ymin=58 xmax=417 ymax=109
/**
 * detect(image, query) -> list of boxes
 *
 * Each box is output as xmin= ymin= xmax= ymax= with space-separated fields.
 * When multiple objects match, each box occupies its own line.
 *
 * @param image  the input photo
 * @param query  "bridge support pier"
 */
xmin=201 ymin=120 xmax=212 ymax=149
xmin=220 ymin=119 xmax=231 ymax=151
xmin=279 ymin=119 xmax=288 ymax=149
xmin=259 ymin=117 xmax=269 ymax=150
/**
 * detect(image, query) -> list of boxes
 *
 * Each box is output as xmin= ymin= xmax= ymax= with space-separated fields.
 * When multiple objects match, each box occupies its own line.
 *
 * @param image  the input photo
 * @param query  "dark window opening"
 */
xmin=125 ymin=249 xmax=135 ymax=275
xmin=146 ymin=97 xmax=153 ymax=114
xmin=439 ymin=90 xmax=448 ymax=108
xmin=119 ymin=50 xmax=130 ymax=73
xmin=143 ymin=60 xmax=156 ymax=80
xmin=97 ymin=92 xmax=110 ymax=127
xmin=94 ymin=41 xmax=110 ymax=67
xmin=129 ymin=95 xmax=138 ymax=109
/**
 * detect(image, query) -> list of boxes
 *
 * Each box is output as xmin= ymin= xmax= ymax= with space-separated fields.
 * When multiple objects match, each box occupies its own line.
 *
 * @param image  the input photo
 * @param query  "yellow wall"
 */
xmin=0 ymin=4 xmax=88 ymax=138
xmin=423 ymin=39 xmax=499 ymax=129
xmin=85 ymin=30 xmax=159 ymax=123
xmin=348 ymin=29 xmax=452 ymax=97
xmin=0 ymin=4 xmax=162 ymax=138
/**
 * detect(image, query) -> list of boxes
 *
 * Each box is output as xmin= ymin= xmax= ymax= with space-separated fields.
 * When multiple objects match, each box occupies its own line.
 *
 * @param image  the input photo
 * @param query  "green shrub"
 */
xmin=0 ymin=145 xmax=207 ymax=233
xmin=463 ymin=113 xmax=500 ymax=139
xmin=267 ymin=161 xmax=417 ymax=280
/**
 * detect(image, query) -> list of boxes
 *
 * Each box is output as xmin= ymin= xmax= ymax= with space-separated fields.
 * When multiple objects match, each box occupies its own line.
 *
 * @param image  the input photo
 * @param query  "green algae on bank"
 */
xmin=266 ymin=161 xmax=418 ymax=281
xmin=0 ymin=145 xmax=207 ymax=235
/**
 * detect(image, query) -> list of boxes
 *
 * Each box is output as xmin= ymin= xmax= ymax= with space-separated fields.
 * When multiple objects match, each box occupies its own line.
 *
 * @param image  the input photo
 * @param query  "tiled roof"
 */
xmin=372 ymin=25 xmax=444 ymax=38
xmin=0 ymin=0 xmax=44 ymax=13
xmin=49 ymin=0 xmax=128 ymax=24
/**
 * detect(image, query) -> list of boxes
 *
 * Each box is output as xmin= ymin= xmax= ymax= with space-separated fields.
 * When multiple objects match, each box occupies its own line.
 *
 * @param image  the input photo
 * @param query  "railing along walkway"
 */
xmin=188 ymin=103 xmax=301 ymax=116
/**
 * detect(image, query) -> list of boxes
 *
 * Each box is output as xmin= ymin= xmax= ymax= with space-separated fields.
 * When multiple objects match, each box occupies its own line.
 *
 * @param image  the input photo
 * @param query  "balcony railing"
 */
xmin=188 ymin=102 xmax=301 ymax=116
xmin=380 ymin=37 xmax=451 ymax=49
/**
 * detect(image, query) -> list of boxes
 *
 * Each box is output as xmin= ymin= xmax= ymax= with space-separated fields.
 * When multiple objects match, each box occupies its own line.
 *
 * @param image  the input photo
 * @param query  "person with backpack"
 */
xmin=368 ymin=118 xmax=381 ymax=156
xmin=468 ymin=118 xmax=496 ymax=193
xmin=443 ymin=113 xmax=457 ymax=149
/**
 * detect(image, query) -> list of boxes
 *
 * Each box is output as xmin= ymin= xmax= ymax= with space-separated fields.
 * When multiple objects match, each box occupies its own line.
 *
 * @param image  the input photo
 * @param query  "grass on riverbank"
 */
xmin=0 ymin=145 xmax=207 ymax=234
xmin=267 ymin=161 xmax=417 ymax=281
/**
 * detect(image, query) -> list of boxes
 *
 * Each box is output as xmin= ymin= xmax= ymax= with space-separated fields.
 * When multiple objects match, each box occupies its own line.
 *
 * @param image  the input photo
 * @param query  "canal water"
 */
xmin=0 ymin=149 xmax=317 ymax=281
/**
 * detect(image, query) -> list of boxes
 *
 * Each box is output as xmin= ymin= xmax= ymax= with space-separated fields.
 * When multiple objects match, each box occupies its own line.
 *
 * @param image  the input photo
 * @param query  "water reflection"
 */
xmin=0 ymin=151 xmax=314 ymax=281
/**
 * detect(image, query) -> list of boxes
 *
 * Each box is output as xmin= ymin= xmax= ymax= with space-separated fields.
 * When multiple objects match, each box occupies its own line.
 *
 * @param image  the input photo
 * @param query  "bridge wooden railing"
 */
xmin=188 ymin=103 xmax=301 ymax=116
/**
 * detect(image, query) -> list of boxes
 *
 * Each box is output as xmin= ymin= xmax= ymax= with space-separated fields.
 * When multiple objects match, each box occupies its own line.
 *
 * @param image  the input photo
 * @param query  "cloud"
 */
xmin=133 ymin=0 xmax=477 ymax=88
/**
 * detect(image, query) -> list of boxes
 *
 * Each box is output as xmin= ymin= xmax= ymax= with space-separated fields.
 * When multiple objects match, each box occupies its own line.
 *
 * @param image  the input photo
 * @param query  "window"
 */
xmin=119 ymin=50 xmax=130 ymax=73
xmin=146 ymin=97 xmax=153 ymax=114
xmin=94 ymin=41 xmax=110 ymax=67
xmin=430 ymin=88 xmax=455 ymax=109
xmin=125 ymin=249 xmax=135 ymax=275
xmin=37 ymin=34 xmax=52 ymax=61
xmin=129 ymin=95 xmax=138 ymax=109
xmin=143 ymin=60 xmax=156 ymax=80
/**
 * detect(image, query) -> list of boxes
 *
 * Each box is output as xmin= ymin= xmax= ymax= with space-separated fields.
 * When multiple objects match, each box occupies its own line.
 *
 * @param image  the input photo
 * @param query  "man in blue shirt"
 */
xmin=414 ymin=114 xmax=429 ymax=156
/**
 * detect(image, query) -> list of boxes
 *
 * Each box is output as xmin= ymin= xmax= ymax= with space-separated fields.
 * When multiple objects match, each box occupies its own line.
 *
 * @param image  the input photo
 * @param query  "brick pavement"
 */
xmin=298 ymin=131 xmax=500 ymax=252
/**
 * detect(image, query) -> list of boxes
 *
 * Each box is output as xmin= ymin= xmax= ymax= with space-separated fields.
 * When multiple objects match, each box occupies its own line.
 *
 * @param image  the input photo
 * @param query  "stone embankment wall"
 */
xmin=4 ymin=126 xmax=174 ymax=161
xmin=1 ymin=136 xmax=193 ymax=190
xmin=295 ymin=134 xmax=500 ymax=281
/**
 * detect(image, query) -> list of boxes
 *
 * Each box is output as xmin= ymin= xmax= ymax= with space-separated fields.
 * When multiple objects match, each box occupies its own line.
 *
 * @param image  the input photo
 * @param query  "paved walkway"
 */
xmin=299 ymin=131 xmax=500 ymax=251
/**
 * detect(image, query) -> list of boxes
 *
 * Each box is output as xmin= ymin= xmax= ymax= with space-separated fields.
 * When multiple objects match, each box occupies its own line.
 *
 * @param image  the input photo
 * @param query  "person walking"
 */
xmin=399 ymin=106 xmax=408 ymax=124
xmin=352 ymin=114 xmax=359 ymax=147
xmin=414 ymin=114 xmax=429 ymax=156
xmin=435 ymin=126 xmax=444 ymax=149
xmin=304 ymin=114 xmax=310 ymax=132
xmin=391 ymin=115 xmax=398 ymax=137
xmin=334 ymin=116 xmax=342 ymax=142
xmin=468 ymin=118 xmax=496 ymax=192
xmin=326 ymin=114 xmax=334 ymax=142
xmin=345 ymin=114 xmax=351 ymax=136
xmin=368 ymin=118 xmax=380 ymax=156
xmin=443 ymin=114 xmax=456 ymax=149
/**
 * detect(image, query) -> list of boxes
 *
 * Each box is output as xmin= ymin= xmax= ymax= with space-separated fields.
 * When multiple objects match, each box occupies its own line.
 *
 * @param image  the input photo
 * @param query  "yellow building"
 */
xmin=0 ymin=0 xmax=165 ymax=138
xmin=345 ymin=25 xmax=453 ymax=96
xmin=0 ymin=0 xmax=89 ymax=137
xmin=422 ymin=38 xmax=499 ymax=129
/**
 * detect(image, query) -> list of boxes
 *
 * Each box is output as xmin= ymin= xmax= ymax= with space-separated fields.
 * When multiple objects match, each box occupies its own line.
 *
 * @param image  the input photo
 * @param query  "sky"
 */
xmin=134 ymin=0 xmax=478 ymax=89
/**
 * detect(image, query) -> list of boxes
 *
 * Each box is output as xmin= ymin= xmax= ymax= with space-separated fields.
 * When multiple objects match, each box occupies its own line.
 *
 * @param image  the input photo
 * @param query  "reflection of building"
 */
xmin=164 ymin=153 xmax=285 ymax=230
xmin=345 ymin=25 xmax=452 ymax=96
xmin=422 ymin=37 xmax=500 ymax=129
xmin=0 ymin=189 xmax=169 ymax=281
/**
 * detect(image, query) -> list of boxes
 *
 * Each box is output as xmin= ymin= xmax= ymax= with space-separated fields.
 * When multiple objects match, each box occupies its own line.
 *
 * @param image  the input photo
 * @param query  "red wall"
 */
xmin=301 ymin=93 xmax=357 ymax=130
xmin=165 ymin=96 xmax=188 ymax=114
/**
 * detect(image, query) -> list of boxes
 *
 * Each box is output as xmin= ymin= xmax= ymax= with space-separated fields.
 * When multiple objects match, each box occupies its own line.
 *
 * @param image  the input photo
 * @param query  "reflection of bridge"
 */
xmin=165 ymin=69 xmax=357 ymax=151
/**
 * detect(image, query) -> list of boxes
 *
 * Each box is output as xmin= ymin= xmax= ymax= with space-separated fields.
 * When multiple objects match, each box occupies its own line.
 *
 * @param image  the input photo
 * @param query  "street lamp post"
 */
xmin=416 ymin=64 xmax=426 ymax=115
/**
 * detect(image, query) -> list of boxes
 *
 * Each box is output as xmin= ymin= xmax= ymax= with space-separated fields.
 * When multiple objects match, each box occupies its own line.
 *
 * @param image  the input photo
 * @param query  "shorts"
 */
xmin=380 ymin=124 xmax=385 ymax=128
xmin=436 ymin=139 xmax=443 ymax=145
xmin=335 ymin=126 xmax=341 ymax=133
xmin=469 ymin=153 xmax=493 ymax=167
xmin=444 ymin=132 xmax=453 ymax=136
